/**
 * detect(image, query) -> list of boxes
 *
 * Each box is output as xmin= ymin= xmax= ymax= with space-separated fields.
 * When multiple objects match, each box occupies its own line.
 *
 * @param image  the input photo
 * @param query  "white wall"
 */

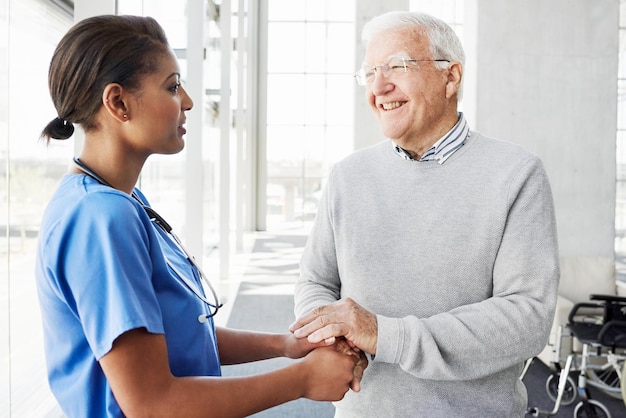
xmin=74 ymin=0 xmax=115 ymax=20
xmin=473 ymin=0 xmax=619 ymax=258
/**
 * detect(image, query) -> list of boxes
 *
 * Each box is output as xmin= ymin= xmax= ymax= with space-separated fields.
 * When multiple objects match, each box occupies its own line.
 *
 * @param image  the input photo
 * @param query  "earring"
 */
xmin=123 ymin=114 xmax=128 ymax=119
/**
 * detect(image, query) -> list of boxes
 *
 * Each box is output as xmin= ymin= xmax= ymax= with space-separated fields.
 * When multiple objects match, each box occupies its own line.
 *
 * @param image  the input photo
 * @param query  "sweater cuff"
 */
xmin=373 ymin=314 xmax=403 ymax=364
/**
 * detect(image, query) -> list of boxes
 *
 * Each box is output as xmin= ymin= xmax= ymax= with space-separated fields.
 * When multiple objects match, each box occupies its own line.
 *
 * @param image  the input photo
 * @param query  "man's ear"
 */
xmin=445 ymin=62 xmax=462 ymax=99
xmin=102 ymin=83 xmax=130 ymax=123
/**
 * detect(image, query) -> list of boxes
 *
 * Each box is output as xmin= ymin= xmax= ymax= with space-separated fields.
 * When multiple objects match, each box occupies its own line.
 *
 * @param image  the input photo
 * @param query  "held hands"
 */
xmin=299 ymin=341 xmax=368 ymax=401
xmin=335 ymin=338 xmax=368 ymax=392
xmin=282 ymin=330 xmax=334 ymax=359
xmin=282 ymin=324 xmax=368 ymax=393
xmin=289 ymin=297 xmax=378 ymax=355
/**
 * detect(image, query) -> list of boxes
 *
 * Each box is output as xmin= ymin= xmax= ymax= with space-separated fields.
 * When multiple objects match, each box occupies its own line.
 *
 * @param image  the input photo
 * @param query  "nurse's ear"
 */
xmin=102 ymin=83 xmax=130 ymax=123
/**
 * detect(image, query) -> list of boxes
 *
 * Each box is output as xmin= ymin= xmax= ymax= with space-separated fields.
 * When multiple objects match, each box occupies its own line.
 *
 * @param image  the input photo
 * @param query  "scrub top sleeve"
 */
xmin=56 ymin=191 xmax=165 ymax=360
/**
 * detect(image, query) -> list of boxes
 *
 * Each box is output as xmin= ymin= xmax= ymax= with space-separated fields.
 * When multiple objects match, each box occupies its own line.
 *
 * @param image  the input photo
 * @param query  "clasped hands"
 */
xmin=290 ymin=298 xmax=377 ymax=392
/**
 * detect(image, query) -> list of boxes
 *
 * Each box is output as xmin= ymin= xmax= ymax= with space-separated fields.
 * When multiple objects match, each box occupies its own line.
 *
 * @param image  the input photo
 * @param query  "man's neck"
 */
xmin=396 ymin=113 xmax=461 ymax=159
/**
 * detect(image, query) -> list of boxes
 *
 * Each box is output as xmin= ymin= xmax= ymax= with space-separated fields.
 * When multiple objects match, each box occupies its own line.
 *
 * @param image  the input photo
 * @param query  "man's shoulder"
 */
xmin=468 ymin=131 xmax=539 ymax=162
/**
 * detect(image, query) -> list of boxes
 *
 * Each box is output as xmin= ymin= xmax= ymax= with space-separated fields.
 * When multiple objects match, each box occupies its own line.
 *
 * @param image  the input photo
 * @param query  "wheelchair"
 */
xmin=527 ymin=294 xmax=626 ymax=418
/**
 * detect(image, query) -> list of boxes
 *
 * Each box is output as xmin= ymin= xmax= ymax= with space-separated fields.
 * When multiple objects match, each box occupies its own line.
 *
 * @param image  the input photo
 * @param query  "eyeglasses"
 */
xmin=354 ymin=58 xmax=450 ymax=86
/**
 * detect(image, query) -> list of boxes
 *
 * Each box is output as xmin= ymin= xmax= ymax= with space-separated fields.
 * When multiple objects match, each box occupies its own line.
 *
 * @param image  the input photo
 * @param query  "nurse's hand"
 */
xmin=285 ymin=335 xmax=368 ymax=393
xmin=298 ymin=344 xmax=359 ymax=401
xmin=282 ymin=331 xmax=333 ymax=359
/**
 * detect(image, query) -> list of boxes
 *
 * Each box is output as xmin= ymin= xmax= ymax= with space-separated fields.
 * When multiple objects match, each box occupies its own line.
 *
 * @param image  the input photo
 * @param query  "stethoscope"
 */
xmin=72 ymin=157 xmax=223 ymax=323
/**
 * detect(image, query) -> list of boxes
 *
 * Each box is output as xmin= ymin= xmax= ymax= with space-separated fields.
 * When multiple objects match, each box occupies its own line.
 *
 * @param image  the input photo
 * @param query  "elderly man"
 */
xmin=290 ymin=10 xmax=559 ymax=418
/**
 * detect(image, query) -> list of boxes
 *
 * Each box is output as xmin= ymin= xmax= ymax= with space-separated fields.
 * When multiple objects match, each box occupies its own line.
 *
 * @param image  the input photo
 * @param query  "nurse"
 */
xmin=36 ymin=14 xmax=363 ymax=418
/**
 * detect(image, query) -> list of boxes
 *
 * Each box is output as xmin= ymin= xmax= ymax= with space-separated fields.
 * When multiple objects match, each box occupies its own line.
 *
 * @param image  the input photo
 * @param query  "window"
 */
xmin=0 ymin=0 xmax=226 ymax=415
xmin=264 ymin=0 xmax=356 ymax=230
xmin=117 ymin=0 xmax=220 ymax=254
xmin=0 ymin=1 xmax=72 ymax=415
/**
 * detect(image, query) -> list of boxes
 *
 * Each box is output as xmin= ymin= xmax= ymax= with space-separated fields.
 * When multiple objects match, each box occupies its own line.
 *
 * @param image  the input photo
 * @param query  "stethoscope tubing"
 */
xmin=72 ymin=157 xmax=222 ymax=319
xmin=165 ymin=229 xmax=222 ymax=311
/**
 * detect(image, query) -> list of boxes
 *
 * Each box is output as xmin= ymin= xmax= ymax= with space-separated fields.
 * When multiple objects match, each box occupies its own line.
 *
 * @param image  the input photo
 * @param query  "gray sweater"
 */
xmin=294 ymin=132 xmax=559 ymax=418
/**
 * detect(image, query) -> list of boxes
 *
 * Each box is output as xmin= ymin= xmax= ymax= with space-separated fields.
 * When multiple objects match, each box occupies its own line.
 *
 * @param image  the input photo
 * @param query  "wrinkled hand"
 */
xmin=335 ymin=338 xmax=368 ymax=392
xmin=290 ymin=298 xmax=378 ymax=355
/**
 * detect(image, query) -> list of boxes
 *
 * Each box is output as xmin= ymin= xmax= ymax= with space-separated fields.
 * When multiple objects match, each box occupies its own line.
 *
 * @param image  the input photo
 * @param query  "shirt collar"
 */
xmin=393 ymin=112 xmax=470 ymax=164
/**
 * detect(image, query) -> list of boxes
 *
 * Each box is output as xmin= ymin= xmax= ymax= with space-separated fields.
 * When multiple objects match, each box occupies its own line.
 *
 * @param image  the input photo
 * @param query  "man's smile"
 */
xmin=380 ymin=101 xmax=406 ymax=110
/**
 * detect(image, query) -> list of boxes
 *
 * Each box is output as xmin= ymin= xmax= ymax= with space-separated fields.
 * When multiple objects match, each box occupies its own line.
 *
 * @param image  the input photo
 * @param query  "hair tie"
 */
xmin=50 ymin=116 xmax=75 ymax=139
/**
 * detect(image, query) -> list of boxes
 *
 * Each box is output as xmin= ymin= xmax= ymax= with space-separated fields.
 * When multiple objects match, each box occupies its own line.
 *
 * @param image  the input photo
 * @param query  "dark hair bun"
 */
xmin=41 ymin=117 xmax=75 ymax=141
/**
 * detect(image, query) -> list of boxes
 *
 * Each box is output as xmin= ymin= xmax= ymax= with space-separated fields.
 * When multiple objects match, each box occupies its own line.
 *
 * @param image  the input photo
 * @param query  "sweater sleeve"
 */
xmin=375 ymin=156 xmax=560 ymax=380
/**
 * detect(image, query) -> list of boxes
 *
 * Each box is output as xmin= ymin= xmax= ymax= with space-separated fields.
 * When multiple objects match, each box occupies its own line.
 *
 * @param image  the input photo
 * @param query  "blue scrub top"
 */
xmin=35 ymin=174 xmax=221 ymax=418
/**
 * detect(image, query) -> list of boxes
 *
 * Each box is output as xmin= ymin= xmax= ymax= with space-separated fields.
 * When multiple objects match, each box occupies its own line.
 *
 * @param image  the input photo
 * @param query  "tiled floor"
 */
xmin=218 ymin=229 xmax=335 ymax=417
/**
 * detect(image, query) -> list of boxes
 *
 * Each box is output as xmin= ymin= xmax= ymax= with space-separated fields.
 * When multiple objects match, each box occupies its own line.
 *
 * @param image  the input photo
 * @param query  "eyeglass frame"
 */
xmin=354 ymin=58 xmax=450 ymax=86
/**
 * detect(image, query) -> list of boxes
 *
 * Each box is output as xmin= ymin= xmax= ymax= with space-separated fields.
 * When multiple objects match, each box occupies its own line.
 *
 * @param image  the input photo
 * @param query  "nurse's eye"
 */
xmin=169 ymin=82 xmax=181 ymax=93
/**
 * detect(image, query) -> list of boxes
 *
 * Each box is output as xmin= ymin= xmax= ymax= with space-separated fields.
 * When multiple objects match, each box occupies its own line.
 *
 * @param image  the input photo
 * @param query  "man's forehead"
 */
xmin=366 ymin=28 xmax=428 ymax=53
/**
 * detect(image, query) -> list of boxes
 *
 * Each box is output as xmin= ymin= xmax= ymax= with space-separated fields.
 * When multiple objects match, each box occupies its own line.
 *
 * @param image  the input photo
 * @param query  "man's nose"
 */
xmin=369 ymin=70 xmax=394 ymax=95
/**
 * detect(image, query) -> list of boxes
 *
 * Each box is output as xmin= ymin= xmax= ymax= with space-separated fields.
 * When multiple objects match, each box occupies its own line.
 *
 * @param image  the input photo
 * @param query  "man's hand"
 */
xmin=289 ymin=298 xmax=378 ymax=355
xmin=335 ymin=338 xmax=368 ymax=392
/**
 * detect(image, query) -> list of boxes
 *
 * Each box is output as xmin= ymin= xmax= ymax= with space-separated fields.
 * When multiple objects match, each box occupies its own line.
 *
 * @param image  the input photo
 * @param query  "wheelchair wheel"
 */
xmin=587 ymin=367 xmax=624 ymax=400
xmin=545 ymin=373 xmax=577 ymax=405
xmin=573 ymin=399 xmax=611 ymax=418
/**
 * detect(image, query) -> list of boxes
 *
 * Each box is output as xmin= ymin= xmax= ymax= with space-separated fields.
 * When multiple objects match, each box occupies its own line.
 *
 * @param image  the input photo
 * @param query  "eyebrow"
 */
xmin=165 ymin=72 xmax=181 ymax=83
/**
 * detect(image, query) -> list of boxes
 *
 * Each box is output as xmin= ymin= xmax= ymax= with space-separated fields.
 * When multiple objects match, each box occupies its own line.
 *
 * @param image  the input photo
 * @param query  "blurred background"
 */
xmin=0 ymin=1 xmax=624 ymax=416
